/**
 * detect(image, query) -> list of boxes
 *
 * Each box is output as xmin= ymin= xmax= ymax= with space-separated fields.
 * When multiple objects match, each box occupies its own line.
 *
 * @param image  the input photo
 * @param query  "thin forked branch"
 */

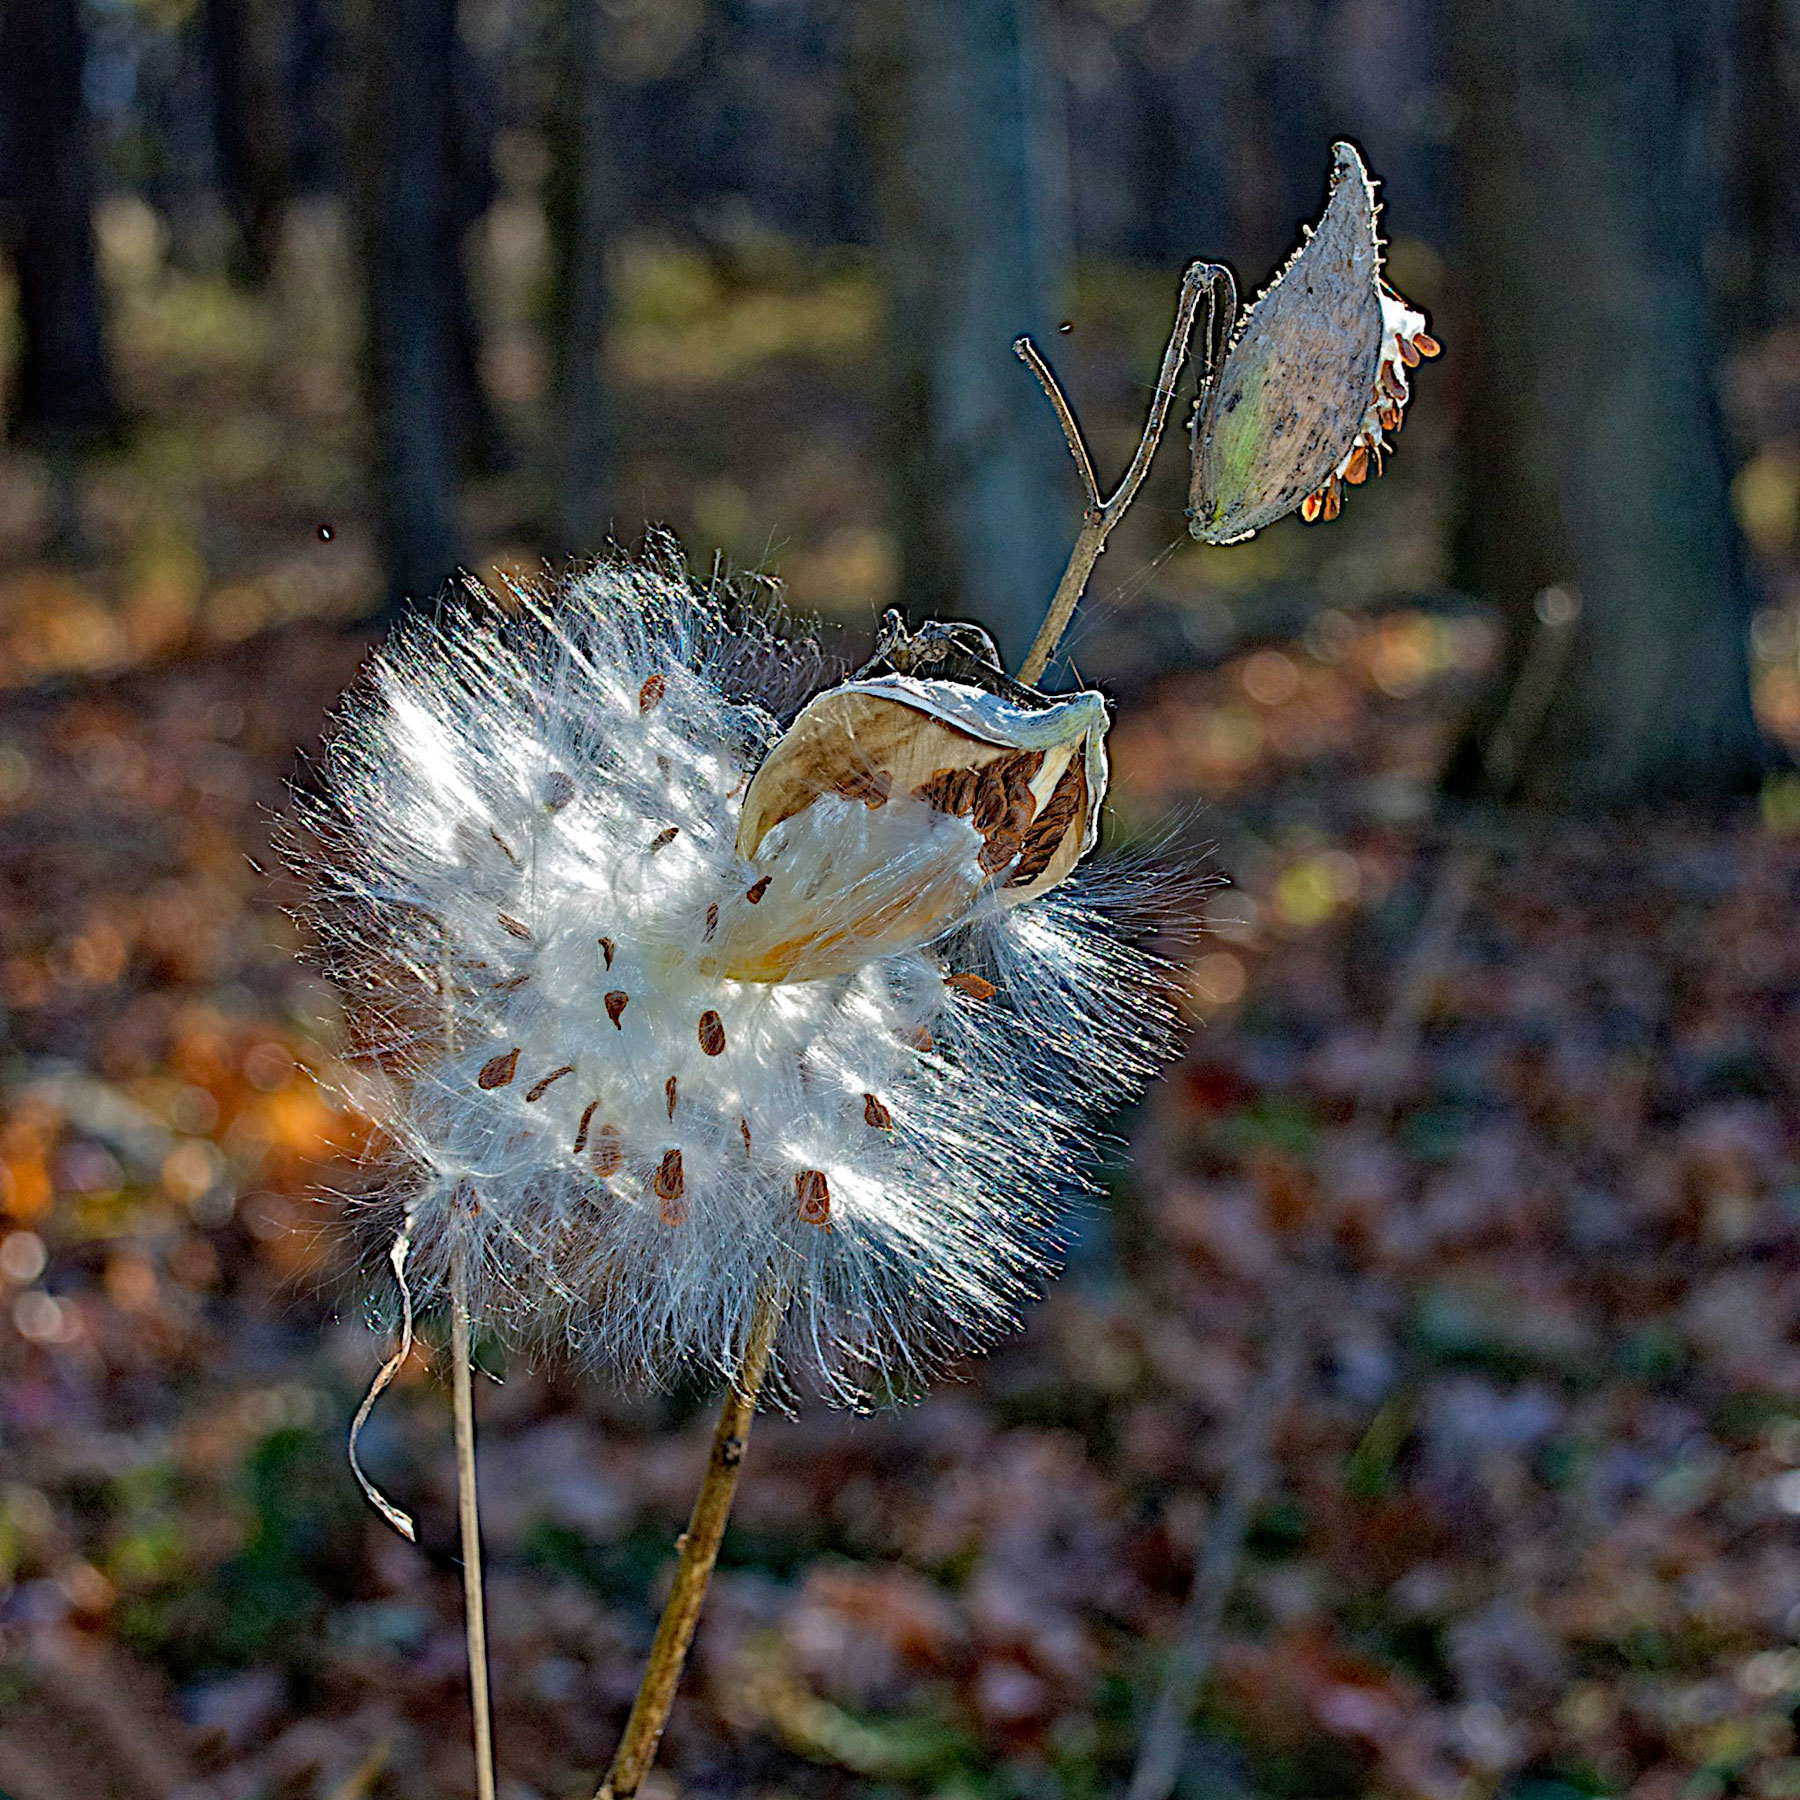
xmin=1015 ymin=260 xmax=1233 ymax=685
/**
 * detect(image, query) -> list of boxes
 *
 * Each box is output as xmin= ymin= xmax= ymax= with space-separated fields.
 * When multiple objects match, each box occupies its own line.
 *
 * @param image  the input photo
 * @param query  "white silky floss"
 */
xmin=305 ymin=558 xmax=1177 ymax=1407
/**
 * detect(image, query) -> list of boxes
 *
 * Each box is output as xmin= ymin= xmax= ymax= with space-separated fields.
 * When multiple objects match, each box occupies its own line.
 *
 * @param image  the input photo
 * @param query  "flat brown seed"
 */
xmin=605 ymin=990 xmax=629 ymax=1028
xmin=978 ymin=830 xmax=1022 ymax=875
xmin=478 ymin=1047 xmax=520 ymax=1089
xmin=498 ymin=913 xmax=532 ymax=939
xmin=745 ymin=875 xmax=772 ymax=904
xmin=544 ymin=771 xmax=576 ymax=812
xmin=834 ymin=766 xmax=892 ymax=808
xmin=526 ymin=1063 xmax=575 ymax=1102
xmin=1010 ymin=759 xmax=1084 ymax=887
xmin=649 ymin=826 xmax=679 ymax=852
xmin=947 ymin=972 xmax=997 ymax=1000
xmin=863 ymin=1093 xmax=893 ymax=1129
xmin=599 ymin=936 xmax=615 ymax=968
xmin=944 ymin=767 xmax=979 ymax=816
xmin=704 ymin=903 xmax=719 ymax=940
xmin=795 ymin=1168 xmax=831 ymax=1225
xmin=592 ymin=1124 xmax=623 ymax=1176
xmin=972 ymin=767 xmax=1010 ymax=834
xmin=490 ymin=828 xmax=521 ymax=867
xmin=740 ymin=1116 xmax=753 ymax=1156
xmin=573 ymin=1100 xmax=599 ymax=1154
xmin=639 ymin=673 xmax=666 ymax=712
xmin=654 ymin=1147 xmax=685 ymax=1203
xmin=666 ymin=1075 xmax=679 ymax=1118
xmin=699 ymin=1010 xmax=726 ymax=1056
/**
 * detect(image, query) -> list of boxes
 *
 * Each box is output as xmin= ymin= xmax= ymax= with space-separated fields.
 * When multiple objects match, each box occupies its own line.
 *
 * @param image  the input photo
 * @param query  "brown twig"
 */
xmin=1126 ymin=1299 xmax=1307 ymax=1800
xmin=1015 ymin=261 xmax=1232 ymax=685
xmin=595 ymin=1279 xmax=786 ymax=1800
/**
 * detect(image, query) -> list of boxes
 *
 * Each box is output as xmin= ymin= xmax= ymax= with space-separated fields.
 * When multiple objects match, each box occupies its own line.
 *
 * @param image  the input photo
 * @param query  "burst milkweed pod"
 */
xmin=303 ymin=556 xmax=1177 ymax=1407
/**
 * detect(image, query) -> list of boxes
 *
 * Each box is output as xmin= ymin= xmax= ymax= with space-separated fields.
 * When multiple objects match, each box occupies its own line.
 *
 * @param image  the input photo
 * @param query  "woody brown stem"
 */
xmin=595 ymin=1281 xmax=785 ymax=1800
xmin=1015 ymin=260 xmax=1230 ymax=686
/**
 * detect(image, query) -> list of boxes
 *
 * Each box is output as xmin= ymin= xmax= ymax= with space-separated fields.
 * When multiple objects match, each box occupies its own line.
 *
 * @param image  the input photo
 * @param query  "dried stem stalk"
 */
xmin=1015 ymin=261 xmax=1229 ymax=685
xmin=595 ymin=1280 xmax=785 ymax=1800
xmin=437 ymin=917 xmax=496 ymax=1800
xmin=451 ymin=1243 xmax=497 ymax=1800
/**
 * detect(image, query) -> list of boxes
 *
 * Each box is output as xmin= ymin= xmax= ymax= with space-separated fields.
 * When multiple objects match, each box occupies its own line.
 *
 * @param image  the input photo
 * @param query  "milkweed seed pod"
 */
xmin=1188 ymin=140 xmax=1439 ymax=545
xmin=304 ymin=558 xmax=1177 ymax=1405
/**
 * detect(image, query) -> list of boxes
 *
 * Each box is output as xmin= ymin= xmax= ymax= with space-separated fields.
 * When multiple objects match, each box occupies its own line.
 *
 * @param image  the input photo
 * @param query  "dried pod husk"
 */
xmin=709 ymin=673 xmax=1109 ymax=982
xmin=1189 ymin=140 xmax=1435 ymax=544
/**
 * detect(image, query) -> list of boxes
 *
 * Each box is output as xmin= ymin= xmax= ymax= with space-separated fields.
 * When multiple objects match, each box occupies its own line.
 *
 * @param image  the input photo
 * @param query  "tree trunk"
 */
xmin=203 ymin=0 xmax=290 ymax=285
xmin=0 ymin=0 xmax=117 ymax=448
xmin=856 ymin=0 xmax=1071 ymax=670
xmin=354 ymin=0 xmax=463 ymax=619
xmin=1446 ymin=0 xmax=1768 ymax=808
xmin=1729 ymin=0 xmax=1800 ymax=332
xmin=548 ymin=0 xmax=614 ymax=554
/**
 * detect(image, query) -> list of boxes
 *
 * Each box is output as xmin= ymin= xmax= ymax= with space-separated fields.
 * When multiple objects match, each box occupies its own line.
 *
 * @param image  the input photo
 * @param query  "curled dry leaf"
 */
xmin=1188 ymin=140 xmax=1437 ymax=544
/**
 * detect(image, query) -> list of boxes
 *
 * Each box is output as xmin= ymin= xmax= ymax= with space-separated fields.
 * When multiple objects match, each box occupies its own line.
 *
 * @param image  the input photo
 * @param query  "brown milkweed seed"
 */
xmin=944 ymin=767 xmax=980 ymax=815
xmin=947 ymin=972 xmax=997 ymax=1000
xmin=649 ymin=826 xmax=679 ymax=853
xmin=972 ymin=767 xmax=1010 ymax=834
xmin=498 ymin=913 xmax=532 ymax=939
xmin=699 ymin=1010 xmax=726 ymax=1056
xmin=745 ymin=876 xmax=771 ymax=904
xmin=478 ymin=1047 xmax=521 ymax=1089
xmin=740 ymin=1117 xmax=753 ymax=1156
xmin=863 ymin=1093 xmax=893 ymax=1129
xmin=490 ymin=828 xmax=521 ymax=867
xmin=592 ymin=1124 xmax=624 ymax=1176
xmin=526 ymin=1064 xmax=575 ymax=1102
xmin=639 ymin=673 xmax=666 ymax=712
xmin=599 ymin=936 xmax=615 ymax=968
xmin=704 ymin=903 xmax=719 ymax=940
xmin=544 ymin=770 xmax=576 ymax=812
xmin=573 ymin=1099 xmax=599 ymax=1154
xmin=604 ymin=990 xmax=629 ymax=1028
xmin=665 ymin=1075 xmax=679 ymax=1118
xmin=795 ymin=1168 xmax=831 ymax=1226
xmin=834 ymin=766 xmax=891 ymax=808
xmin=654 ymin=1147 xmax=685 ymax=1209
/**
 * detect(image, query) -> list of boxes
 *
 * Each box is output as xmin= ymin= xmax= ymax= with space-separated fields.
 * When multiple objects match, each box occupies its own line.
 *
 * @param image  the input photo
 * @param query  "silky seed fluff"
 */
xmin=300 ymin=556 xmax=1180 ymax=1405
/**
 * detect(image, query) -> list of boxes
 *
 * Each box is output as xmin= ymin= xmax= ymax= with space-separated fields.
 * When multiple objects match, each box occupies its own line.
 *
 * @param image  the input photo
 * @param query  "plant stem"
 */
xmin=451 ymin=1241 xmax=498 ymax=1800
xmin=595 ymin=1281 xmax=785 ymax=1800
xmin=1014 ymin=260 xmax=1230 ymax=685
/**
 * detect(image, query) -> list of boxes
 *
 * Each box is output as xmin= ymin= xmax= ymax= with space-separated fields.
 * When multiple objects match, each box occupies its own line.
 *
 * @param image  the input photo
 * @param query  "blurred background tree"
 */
xmin=1446 ymin=0 xmax=1769 ymax=807
xmin=0 ymin=0 xmax=117 ymax=456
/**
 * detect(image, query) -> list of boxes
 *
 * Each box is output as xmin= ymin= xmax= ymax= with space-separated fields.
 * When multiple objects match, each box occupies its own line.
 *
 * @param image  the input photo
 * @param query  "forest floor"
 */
xmin=6 ymin=208 xmax=1800 ymax=1800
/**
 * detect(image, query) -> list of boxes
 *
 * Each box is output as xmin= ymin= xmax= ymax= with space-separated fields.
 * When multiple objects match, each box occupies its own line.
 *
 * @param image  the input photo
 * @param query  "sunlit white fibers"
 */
xmin=302 ymin=559 xmax=1179 ymax=1404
